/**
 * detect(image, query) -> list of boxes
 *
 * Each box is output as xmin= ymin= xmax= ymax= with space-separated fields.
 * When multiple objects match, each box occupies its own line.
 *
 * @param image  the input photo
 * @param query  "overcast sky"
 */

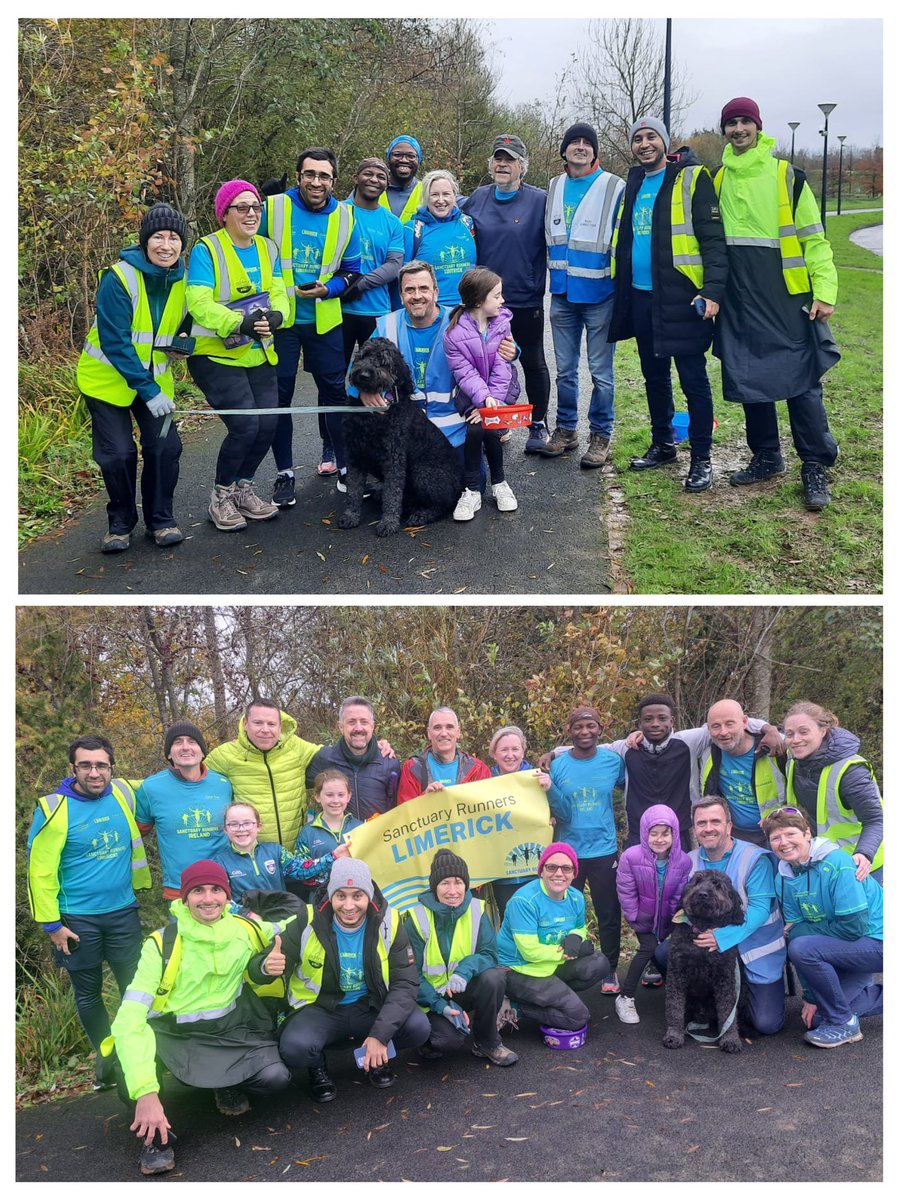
xmin=485 ymin=17 xmax=883 ymax=153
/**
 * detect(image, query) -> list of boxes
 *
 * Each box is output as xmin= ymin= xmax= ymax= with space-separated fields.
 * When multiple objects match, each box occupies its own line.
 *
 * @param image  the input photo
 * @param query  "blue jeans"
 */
xmin=549 ymin=293 xmax=615 ymax=436
xmin=787 ymin=934 xmax=883 ymax=1025
xmin=272 ymin=323 xmax=348 ymax=472
xmin=654 ymin=937 xmax=785 ymax=1035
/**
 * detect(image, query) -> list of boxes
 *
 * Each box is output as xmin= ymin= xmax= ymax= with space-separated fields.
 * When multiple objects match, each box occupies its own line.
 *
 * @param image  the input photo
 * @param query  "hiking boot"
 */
xmin=600 ymin=973 xmax=620 ymax=995
xmin=684 ymin=457 xmax=714 ymax=492
xmin=801 ymin=462 xmax=831 ymax=511
xmin=101 ymin=531 xmax=131 ymax=553
xmin=93 ymin=1050 xmax=117 ymax=1090
xmin=728 ymin=451 xmax=786 ymax=486
xmin=417 ymin=1041 xmax=445 ymax=1061
xmin=491 ymin=481 xmax=518 ymax=511
xmin=524 ymin=421 xmax=549 ymax=454
xmin=580 ymin=432 xmax=611 ymax=469
xmin=804 ymin=1014 xmax=862 ymax=1048
xmin=272 ymin=472 xmax=296 ymax=508
xmin=209 ymin=484 xmax=247 ymax=531
xmin=615 ymin=995 xmax=640 ymax=1024
xmin=308 ymin=1066 xmax=337 ymax=1102
xmin=630 ymin=443 xmax=677 ymax=471
xmin=472 ymin=1040 xmax=519 ymax=1067
xmin=146 ymin=526 xmax=184 ymax=547
xmin=538 ymin=426 xmax=579 ymax=457
xmin=139 ymin=1141 xmax=175 ymax=1175
xmin=367 ymin=1063 xmax=397 ymax=1089
xmin=214 ymin=1086 xmax=250 ymax=1116
xmin=234 ymin=479 xmax=278 ymax=521
xmin=453 ymin=488 xmax=482 ymax=521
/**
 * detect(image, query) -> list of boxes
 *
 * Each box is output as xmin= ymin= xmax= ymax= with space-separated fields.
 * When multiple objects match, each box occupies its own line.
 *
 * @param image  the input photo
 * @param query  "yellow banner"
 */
xmin=346 ymin=772 xmax=554 ymax=912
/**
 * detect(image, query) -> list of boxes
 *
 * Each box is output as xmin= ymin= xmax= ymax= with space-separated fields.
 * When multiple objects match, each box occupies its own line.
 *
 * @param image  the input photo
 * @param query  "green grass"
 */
xmin=610 ymin=216 xmax=882 ymax=594
xmin=826 ymin=196 xmax=883 ymax=212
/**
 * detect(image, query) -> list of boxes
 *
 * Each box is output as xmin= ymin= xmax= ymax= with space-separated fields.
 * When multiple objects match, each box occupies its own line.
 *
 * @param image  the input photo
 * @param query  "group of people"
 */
xmin=27 ymin=693 xmax=881 ymax=1174
xmin=77 ymin=93 xmax=842 ymax=553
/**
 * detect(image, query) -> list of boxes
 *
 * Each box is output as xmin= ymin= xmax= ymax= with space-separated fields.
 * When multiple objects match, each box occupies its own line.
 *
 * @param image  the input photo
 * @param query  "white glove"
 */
xmin=147 ymin=393 xmax=176 ymax=418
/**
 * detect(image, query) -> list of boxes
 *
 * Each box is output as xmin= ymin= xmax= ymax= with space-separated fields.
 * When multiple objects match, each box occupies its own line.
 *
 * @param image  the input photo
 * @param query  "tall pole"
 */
xmin=788 ymin=121 xmax=800 ymax=165
xmin=663 ymin=18 xmax=672 ymax=132
xmin=818 ymin=103 xmax=836 ymax=227
xmin=836 ymin=135 xmax=847 ymax=216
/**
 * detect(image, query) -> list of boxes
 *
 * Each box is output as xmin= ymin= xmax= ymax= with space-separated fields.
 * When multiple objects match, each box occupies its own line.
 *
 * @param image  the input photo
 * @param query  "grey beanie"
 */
xmin=328 ymin=858 xmax=374 ymax=901
xmin=629 ymin=117 xmax=670 ymax=151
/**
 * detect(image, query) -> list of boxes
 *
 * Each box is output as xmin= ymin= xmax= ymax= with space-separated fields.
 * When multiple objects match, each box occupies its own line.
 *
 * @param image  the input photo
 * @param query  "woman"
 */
xmin=487 ymin=726 xmax=548 ymax=918
xmin=186 ymin=180 xmax=290 ymax=532
xmin=763 ymin=807 xmax=883 ymax=1048
xmin=76 ymin=203 xmax=189 ymax=553
xmin=782 ymin=701 xmax=883 ymax=883
xmin=403 ymin=170 xmax=476 ymax=307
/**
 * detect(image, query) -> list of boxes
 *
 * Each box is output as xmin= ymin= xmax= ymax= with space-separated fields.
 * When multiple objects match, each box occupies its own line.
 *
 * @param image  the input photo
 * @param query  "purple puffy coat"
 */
xmin=443 ymin=307 xmax=522 ymax=414
xmin=616 ymin=803 xmax=691 ymax=937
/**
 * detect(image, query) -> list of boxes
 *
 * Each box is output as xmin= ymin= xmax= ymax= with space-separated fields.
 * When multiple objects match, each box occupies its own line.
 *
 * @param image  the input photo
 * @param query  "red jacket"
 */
xmin=397 ymin=750 xmax=491 ymax=804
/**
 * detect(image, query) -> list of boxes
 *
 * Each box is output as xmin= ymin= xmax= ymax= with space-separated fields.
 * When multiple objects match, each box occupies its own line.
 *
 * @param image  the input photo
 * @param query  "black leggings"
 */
xmin=188 ymin=356 xmax=279 ymax=485
xmin=508 ymin=306 xmax=550 ymax=425
xmin=572 ymin=854 xmax=621 ymax=972
xmin=464 ymin=424 xmax=504 ymax=489
xmin=621 ymin=931 xmax=660 ymax=998
xmin=69 ymin=959 xmax=139 ymax=1051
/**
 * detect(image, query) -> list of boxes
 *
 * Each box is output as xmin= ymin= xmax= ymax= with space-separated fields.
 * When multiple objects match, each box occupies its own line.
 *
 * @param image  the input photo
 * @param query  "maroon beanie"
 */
xmin=538 ymin=842 xmax=579 ymax=876
xmin=215 ymin=179 xmax=262 ymax=224
xmin=720 ymin=97 xmax=762 ymax=133
xmin=180 ymin=859 xmax=231 ymax=901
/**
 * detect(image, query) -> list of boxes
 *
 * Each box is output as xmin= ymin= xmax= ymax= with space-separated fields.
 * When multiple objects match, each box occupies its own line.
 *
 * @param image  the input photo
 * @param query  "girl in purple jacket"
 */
xmin=443 ymin=268 xmax=521 ymax=522
xmin=615 ymin=803 xmax=691 ymax=1024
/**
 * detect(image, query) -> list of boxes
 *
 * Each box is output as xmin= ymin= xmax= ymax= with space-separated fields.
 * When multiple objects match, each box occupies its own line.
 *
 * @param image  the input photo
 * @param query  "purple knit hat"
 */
xmin=215 ymin=179 xmax=262 ymax=224
xmin=538 ymin=841 xmax=579 ymax=876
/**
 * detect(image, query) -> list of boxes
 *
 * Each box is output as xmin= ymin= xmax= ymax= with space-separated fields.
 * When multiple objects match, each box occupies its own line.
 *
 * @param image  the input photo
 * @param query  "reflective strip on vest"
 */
xmin=190 ymin=230 xmax=278 ymax=362
xmin=725 ymin=236 xmax=781 ymax=248
xmin=122 ymin=989 xmax=155 ymax=1008
xmin=174 ymin=988 xmax=241 ymax=1024
xmin=715 ymin=159 xmax=811 ymax=295
xmin=786 ymin=755 xmax=884 ymax=870
xmin=670 ymin=166 xmax=705 ymax=286
xmin=412 ymin=900 xmax=482 ymax=981
xmin=266 ymin=195 xmax=297 ymax=325
xmin=545 ymin=173 xmax=621 ymax=256
xmin=314 ymin=203 xmax=355 ymax=335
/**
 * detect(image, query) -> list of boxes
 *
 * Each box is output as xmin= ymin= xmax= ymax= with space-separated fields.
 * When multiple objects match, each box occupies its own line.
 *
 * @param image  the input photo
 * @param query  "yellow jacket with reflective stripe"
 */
xmin=380 ymin=181 xmax=424 ymax=227
xmin=701 ymin=750 xmax=785 ymax=823
xmin=408 ymin=899 xmax=482 ymax=1005
xmin=264 ymin=194 xmax=356 ymax=332
xmin=288 ymin=904 xmax=399 ymax=1008
xmin=786 ymin=756 xmax=884 ymax=871
xmin=612 ymin=164 xmax=708 ymax=288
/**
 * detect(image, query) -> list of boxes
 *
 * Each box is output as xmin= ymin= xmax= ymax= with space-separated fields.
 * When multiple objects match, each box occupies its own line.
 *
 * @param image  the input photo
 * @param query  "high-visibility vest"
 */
xmin=701 ymin=748 xmax=785 ymax=822
xmin=546 ymin=171 xmax=622 ymax=279
xmin=265 ymin=195 xmax=355 ymax=333
xmin=76 ymin=263 xmax=187 ymax=406
xmin=27 ymin=780 xmax=151 ymax=923
xmin=189 ymin=229 xmax=279 ymax=364
xmin=786 ymin=755 xmax=884 ymax=871
xmin=287 ymin=905 xmax=398 ymax=1009
xmin=408 ymin=899 xmax=483 ymax=1002
xmin=611 ymin=165 xmax=707 ymax=288
xmin=714 ymin=157 xmax=812 ymax=294
xmin=380 ymin=181 xmax=424 ymax=226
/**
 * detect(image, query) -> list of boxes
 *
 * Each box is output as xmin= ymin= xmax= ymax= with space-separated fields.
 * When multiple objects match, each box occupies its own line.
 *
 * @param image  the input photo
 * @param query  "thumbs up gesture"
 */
xmin=265 ymin=934 xmax=286 ymax=977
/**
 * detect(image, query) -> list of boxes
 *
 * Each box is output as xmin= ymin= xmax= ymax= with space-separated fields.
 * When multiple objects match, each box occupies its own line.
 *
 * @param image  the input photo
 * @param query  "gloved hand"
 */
xmin=239 ymin=309 xmax=266 ymax=336
xmin=562 ymin=933 xmax=582 ymax=958
xmin=442 ymin=1005 xmax=470 ymax=1033
xmin=265 ymin=309 xmax=283 ymax=332
xmin=445 ymin=973 xmax=467 ymax=996
xmin=578 ymin=938 xmax=595 ymax=958
xmin=146 ymin=392 xmax=176 ymax=418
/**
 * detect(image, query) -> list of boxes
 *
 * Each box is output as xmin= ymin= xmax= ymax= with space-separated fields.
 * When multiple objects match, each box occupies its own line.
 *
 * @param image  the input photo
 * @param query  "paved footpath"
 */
xmin=16 ymin=988 xmax=881 ymax=1183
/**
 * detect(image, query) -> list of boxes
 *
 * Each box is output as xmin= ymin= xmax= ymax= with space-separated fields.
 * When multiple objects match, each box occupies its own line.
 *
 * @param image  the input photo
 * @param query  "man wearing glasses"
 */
xmin=261 ymin=146 xmax=363 ymax=505
xmin=27 ymin=735 xmax=152 ymax=1088
xmin=380 ymin=135 xmax=425 ymax=224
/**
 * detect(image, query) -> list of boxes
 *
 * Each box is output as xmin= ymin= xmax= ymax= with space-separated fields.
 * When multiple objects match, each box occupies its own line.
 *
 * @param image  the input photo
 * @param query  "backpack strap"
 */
xmin=149 ymin=922 xmax=182 ymax=1012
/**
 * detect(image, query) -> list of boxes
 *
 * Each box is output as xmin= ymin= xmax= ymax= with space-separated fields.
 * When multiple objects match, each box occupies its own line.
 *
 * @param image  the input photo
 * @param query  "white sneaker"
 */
xmin=491 ymin=480 xmax=518 ymax=511
xmin=615 ymin=995 xmax=640 ymax=1024
xmin=453 ymin=488 xmax=482 ymax=521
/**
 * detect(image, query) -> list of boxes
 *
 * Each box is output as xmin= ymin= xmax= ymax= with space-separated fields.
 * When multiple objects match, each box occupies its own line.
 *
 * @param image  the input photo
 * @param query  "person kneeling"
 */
xmin=107 ymin=861 xmax=293 ymax=1176
xmin=405 ymin=849 xmax=518 ymax=1066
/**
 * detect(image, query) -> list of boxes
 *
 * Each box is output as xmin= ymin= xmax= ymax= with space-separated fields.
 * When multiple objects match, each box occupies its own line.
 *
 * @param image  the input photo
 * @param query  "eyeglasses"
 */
xmin=225 ymin=821 xmax=258 ymax=831
xmin=227 ymin=203 xmax=262 ymax=215
xmin=300 ymin=171 xmax=334 ymax=183
xmin=390 ymin=152 xmax=418 ymax=161
xmin=543 ymin=864 xmax=575 ymax=876
xmin=74 ymin=762 xmax=112 ymax=772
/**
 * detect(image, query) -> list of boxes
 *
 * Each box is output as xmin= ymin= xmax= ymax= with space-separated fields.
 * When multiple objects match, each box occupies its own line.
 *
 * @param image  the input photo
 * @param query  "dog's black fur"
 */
xmin=340 ymin=337 xmax=464 ymax=538
xmin=663 ymin=870 xmax=748 ymax=1053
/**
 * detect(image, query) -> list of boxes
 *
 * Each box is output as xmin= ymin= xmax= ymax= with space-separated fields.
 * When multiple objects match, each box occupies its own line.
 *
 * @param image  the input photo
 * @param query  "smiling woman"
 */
xmin=403 ymin=170 xmax=477 ymax=307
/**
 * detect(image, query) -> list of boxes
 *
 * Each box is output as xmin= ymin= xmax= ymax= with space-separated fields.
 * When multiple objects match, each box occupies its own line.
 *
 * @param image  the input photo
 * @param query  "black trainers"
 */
xmin=272 ymin=472 xmax=296 ymax=508
xmin=729 ymin=451 xmax=786 ymax=486
xmin=684 ymin=458 xmax=714 ymax=491
xmin=630 ymin=443 xmax=677 ymax=471
xmin=801 ymin=462 xmax=831 ymax=511
xmin=524 ymin=421 xmax=549 ymax=454
xmin=417 ymin=1041 xmax=444 ymax=1061
xmin=367 ymin=1063 xmax=397 ymax=1089
xmin=214 ymin=1086 xmax=250 ymax=1116
xmin=139 ymin=1141 xmax=175 ymax=1175
xmin=308 ymin=1066 xmax=337 ymax=1102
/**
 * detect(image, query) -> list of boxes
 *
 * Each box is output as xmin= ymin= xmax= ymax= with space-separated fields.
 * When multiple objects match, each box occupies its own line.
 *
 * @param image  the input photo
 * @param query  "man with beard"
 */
xmin=305 ymin=696 xmax=400 ymax=821
xmin=380 ymin=134 xmax=425 ymax=224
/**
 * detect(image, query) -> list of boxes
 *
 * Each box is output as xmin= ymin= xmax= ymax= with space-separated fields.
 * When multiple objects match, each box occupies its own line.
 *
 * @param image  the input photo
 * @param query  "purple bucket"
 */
xmin=540 ymin=1022 xmax=588 ymax=1049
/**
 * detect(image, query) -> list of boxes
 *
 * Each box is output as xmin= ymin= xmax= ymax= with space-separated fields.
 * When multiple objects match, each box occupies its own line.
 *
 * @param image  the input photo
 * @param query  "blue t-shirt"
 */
xmin=136 ymin=768 xmax=232 ymax=891
xmin=426 ymin=752 xmax=459 ymax=788
xmin=547 ymin=748 xmax=626 ymax=859
xmin=335 ymin=922 xmax=369 ymax=1003
xmin=496 ymin=877 xmax=587 ymax=968
xmin=406 ymin=319 xmax=442 ymax=394
xmin=631 ymin=168 xmax=666 ymax=290
xmin=188 ymin=239 xmax=265 ymax=293
xmin=718 ymin=747 xmax=763 ymax=830
xmin=562 ymin=168 xmax=604 ymax=232
xmin=344 ymin=205 xmax=404 ymax=317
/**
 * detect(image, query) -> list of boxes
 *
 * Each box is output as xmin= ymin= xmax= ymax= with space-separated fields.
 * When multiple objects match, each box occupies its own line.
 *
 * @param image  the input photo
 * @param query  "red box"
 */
xmin=480 ymin=404 xmax=533 ymax=430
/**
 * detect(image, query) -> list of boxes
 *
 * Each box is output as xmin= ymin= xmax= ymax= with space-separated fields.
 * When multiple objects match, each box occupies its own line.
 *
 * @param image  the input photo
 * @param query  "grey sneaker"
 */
xmin=580 ymin=432 xmax=611 ymax=469
xmin=234 ymin=479 xmax=278 ymax=521
xmin=538 ymin=426 xmax=579 ymax=457
xmin=101 ymin=532 xmax=131 ymax=553
xmin=139 ymin=1141 xmax=175 ymax=1175
xmin=472 ymin=1040 xmax=519 ymax=1067
xmin=146 ymin=526 xmax=184 ymax=547
xmin=208 ymin=484 xmax=248 ymax=531
xmin=524 ymin=421 xmax=549 ymax=454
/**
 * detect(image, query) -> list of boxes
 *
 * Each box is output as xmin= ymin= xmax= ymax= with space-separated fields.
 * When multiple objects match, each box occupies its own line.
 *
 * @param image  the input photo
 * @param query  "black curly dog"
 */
xmin=663 ymin=870 xmax=748 ymax=1053
xmin=338 ymin=338 xmax=464 ymax=538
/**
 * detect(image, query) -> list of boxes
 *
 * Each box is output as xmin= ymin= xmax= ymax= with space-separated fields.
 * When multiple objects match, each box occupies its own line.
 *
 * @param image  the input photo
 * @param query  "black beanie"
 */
xmin=139 ymin=203 xmax=189 ymax=253
xmin=429 ymin=849 xmax=470 ymax=893
xmin=165 ymin=721 xmax=208 ymax=760
xmin=560 ymin=122 xmax=599 ymax=159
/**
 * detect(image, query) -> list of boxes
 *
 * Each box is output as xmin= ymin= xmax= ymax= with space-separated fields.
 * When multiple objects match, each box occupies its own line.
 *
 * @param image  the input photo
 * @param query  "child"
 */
xmin=212 ymin=801 xmax=349 ymax=905
xmin=294 ymin=770 xmax=363 ymax=893
xmin=443 ymin=267 xmax=521 ymax=521
xmin=614 ymin=803 xmax=691 ymax=1023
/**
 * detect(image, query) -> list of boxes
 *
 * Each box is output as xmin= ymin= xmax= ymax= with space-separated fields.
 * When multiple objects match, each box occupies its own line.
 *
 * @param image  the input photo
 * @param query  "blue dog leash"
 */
xmin=685 ymin=960 xmax=742 ymax=1043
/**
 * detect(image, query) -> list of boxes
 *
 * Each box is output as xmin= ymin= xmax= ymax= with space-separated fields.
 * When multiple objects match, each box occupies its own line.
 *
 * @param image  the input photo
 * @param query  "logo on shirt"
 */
xmin=505 ymin=842 xmax=542 ymax=872
xmin=264 ymin=858 xmax=277 ymax=875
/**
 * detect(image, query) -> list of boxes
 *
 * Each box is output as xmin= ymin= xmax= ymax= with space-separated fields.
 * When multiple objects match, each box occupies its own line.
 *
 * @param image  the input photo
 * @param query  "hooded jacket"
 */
xmin=616 ymin=803 xmax=692 ymax=937
xmin=403 ymin=206 xmax=477 ymax=307
xmin=398 ymin=749 xmax=492 ymax=804
xmin=404 ymin=888 xmax=499 ymax=1014
xmin=444 ymin=307 xmax=522 ymax=413
xmin=776 ymin=837 xmax=883 ymax=943
xmin=305 ymin=738 xmax=400 ymax=822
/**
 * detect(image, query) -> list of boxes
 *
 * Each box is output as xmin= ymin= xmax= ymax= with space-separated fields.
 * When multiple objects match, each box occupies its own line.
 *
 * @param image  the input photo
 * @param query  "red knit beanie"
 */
xmin=720 ymin=97 xmax=762 ymax=133
xmin=180 ymin=859 xmax=231 ymax=901
xmin=215 ymin=179 xmax=262 ymax=224
xmin=538 ymin=841 xmax=580 ymax=876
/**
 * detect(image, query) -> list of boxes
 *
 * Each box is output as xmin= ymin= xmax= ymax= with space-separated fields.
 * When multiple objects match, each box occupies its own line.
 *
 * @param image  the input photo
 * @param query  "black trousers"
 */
xmin=743 ymin=385 xmax=839 ymax=465
xmin=621 ymin=931 xmax=661 ymax=998
xmin=187 ymin=357 xmax=279 ymax=485
xmin=85 ymin=397 xmax=182 ymax=534
xmin=272 ymin=323 xmax=348 ymax=471
xmin=504 ymin=952 xmax=609 ymax=1030
xmin=57 ymin=906 xmax=143 ymax=1051
xmin=342 ymin=314 xmax=379 ymax=366
xmin=423 ymin=967 xmax=507 ymax=1052
xmin=572 ymin=854 xmax=621 ymax=972
xmin=509 ymin=305 xmax=550 ymax=425
xmin=463 ymin=423 xmax=505 ymax=488
xmin=278 ymin=996 xmax=431 ymax=1070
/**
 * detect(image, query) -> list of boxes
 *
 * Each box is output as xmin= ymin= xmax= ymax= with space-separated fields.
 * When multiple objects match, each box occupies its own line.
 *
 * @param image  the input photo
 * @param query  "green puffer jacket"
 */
xmin=205 ymin=711 xmax=321 ymax=849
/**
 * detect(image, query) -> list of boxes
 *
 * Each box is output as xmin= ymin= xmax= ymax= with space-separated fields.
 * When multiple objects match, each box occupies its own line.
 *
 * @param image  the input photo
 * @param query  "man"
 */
xmin=609 ymin=117 xmax=728 ymax=492
xmin=109 ymin=861 xmax=290 ymax=1175
xmin=305 ymin=696 xmax=400 ymax=822
xmin=713 ymin=97 xmax=840 ymax=511
xmin=380 ymin=134 xmax=425 ymax=224
xmin=278 ymin=859 xmax=430 ymax=1101
xmin=656 ymin=796 xmax=787 ymax=1037
xmin=27 ymin=735 xmax=151 ymax=1088
xmin=341 ymin=158 xmax=405 ymax=364
xmin=461 ymin=133 xmax=551 ymax=453
xmin=541 ymin=123 xmax=625 ymax=469
xmin=260 ymin=147 xmax=362 ymax=504
xmin=136 ymin=721 xmax=232 ymax=901
xmin=397 ymin=706 xmax=491 ymax=803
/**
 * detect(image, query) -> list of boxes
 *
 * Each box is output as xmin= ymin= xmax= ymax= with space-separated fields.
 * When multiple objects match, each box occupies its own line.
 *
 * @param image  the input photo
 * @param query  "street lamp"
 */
xmin=788 ymin=121 xmax=800 ymax=164
xmin=818 ymin=102 xmax=836 ymax=227
xmin=837 ymin=135 xmax=847 ymax=216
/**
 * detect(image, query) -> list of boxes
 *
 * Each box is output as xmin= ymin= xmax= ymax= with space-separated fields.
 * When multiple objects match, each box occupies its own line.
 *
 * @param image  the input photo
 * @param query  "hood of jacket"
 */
xmin=638 ymin=803 xmax=682 ymax=848
xmin=666 ymin=144 xmax=702 ymax=169
xmin=414 ymin=204 xmax=463 ymax=226
xmin=721 ymin=131 xmax=777 ymax=174
xmin=55 ymin=776 xmax=113 ymax=802
xmin=119 ymin=243 xmax=186 ymax=283
xmin=236 ymin=709 xmax=299 ymax=757
xmin=240 ymin=888 xmax=307 ymax=924
xmin=415 ymin=888 xmax=474 ymax=919
xmin=794 ymin=726 xmax=861 ymax=772
xmin=776 ymin=834 xmax=840 ymax=878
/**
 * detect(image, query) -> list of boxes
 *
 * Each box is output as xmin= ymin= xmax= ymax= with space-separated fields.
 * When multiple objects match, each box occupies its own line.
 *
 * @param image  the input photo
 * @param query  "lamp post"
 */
xmin=818 ymin=102 xmax=836 ymax=227
xmin=663 ymin=18 xmax=672 ymax=133
xmin=788 ymin=121 xmax=800 ymax=164
xmin=836 ymin=135 xmax=847 ymax=216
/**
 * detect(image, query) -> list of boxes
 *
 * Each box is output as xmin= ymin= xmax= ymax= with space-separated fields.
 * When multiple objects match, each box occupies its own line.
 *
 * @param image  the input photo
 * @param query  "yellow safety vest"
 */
xmin=264 ymin=195 xmax=355 ymax=333
xmin=786 ymin=756 xmax=884 ymax=872
xmin=287 ymin=905 xmax=398 ymax=1009
xmin=76 ymin=263 xmax=187 ymax=406
xmin=190 ymin=229 xmax=279 ymax=364
xmin=714 ymin=158 xmax=811 ymax=295
xmin=379 ymin=181 xmax=424 ymax=227
xmin=701 ymin=751 xmax=785 ymax=821
xmin=408 ymin=900 xmax=482 ymax=1005
xmin=611 ymin=165 xmax=707 ymax=288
